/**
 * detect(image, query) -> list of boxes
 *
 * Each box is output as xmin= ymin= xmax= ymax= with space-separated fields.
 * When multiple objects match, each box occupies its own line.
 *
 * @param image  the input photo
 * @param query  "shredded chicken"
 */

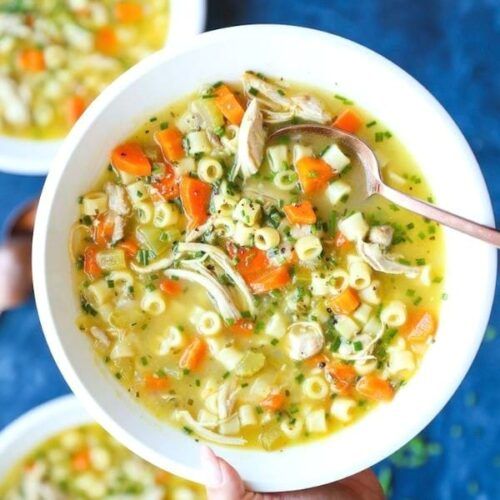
xmin=357 ymin=241 xmax=420 ymax=278
xmin=368 ymin=225 xmax=394 ymax=248
xmin=130 ymin=254 xmax=175 ymax=274
xmin=216 ymin=380 xmax=239 ymax=420
xmin=105 ymin=182 xmax=129 ymax=215
xmin=232 ymin=99 xmax=266 ymax=180
xmin=89 ymin=326 xmax=110 ymax=347
xmin=331 ymin=322 xmax=386 ymax=362
xmin=176 ymin=410 xmax=246 ymax=445
xmin=109 ymin=213 xmax=125 ymax=244
xmin=184 ymin=216 xmax=215 ymax=242
xmin=241 ymin=72 xmax=331 ymax=124
xmin=287 ymin=321 xmax=324 ymax=360
xmin=176 ymin=242 xmax=255 ymax=315
xmin=164 ymin=267 xmax=240 ymax=321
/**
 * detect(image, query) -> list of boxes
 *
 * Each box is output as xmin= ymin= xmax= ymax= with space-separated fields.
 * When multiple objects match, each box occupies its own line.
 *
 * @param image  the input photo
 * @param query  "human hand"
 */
xmin=201 ymin=445 xmax=384 ymax=500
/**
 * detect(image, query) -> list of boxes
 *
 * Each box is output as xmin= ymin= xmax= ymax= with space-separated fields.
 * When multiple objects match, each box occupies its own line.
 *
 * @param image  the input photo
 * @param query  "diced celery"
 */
xmin=96 ymin=249 xmax=126 ymax=271
xmin=235 ymin=352 xmax=266 ymax=377
xmin=135 ymin=225 xmax=169 ymax=255
xmin=192 ymin=98 xmax=224 ymax=130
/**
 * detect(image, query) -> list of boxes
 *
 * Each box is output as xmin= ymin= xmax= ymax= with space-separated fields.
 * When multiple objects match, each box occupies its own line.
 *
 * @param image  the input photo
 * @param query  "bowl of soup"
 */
xmin=32 ymin=25 xmax=497 ymax=492
xmin=0 ymin=0 xmax=206 ymax=175
xmin=0 ymin=395 xmax=205 ymax=498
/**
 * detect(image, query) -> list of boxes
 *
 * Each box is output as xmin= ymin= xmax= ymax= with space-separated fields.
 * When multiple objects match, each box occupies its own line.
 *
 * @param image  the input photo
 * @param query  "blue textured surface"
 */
xmin=0 ymin=1 xmax=498 ymax=498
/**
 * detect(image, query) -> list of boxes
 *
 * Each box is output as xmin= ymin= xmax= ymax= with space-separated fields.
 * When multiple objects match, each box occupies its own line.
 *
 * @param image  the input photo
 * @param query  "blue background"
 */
xmin=0 ymin=1 xmax=498 ymax=498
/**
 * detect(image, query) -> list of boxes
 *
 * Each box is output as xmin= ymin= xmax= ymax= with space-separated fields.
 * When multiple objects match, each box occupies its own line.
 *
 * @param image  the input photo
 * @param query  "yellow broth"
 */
xmin=0 ymin=0 xmax=169 ymax=139
xmin=0 ymin=423 xmax=205 ymax=499
xmin=72 ymin=74 xmax=444 ymax=451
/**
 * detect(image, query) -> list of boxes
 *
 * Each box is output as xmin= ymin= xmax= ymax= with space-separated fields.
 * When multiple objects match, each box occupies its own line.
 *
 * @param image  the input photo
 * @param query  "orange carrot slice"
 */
xmin=333 ymin=109 xmax=362 ymax=134
xmin=94 ymin=214 xmax=114 ymax=246
xmin=83 ymin=245 xmax=101 ymax=278
xmin=401 ymin=310 xmax=436 ymax=343
xmin=327 ymin=287 xmax=360 ymax=315
xmin=115 ymin=2 xmax=143 ymax=23
xmin=144 ymin=374 xmax=169 ymax=391
xmin=284 ymin=200 xmax=317 ymax=225
xmin=117 ymin=238 xmax=139 ymax=258
xmin=179 ymin=338 xmax=207 ymax=371
xmin=159 ymin=278 xmax=182 ymax=296
xmin=111 ymin=142 xmax=151 ymax=176
xmin=356 ymin=374 xmax=394 ymax=401
xmin=179 ymin=176 xmax=211 ymax=229
xmin=152 ymin=164 xmax=179 ymax=200
xmin=71 ymin=449 xmax=91 ymax=471
xmin=95 ymin=26 xmax=118 ymax=55
xmin=155 ymin=127 xmax=184 ymax=162
xmin=250 ymin=265 xmax=291 ymax=294
xmin=17 ymin=49 xmax=45 ymax=72
xmin=66 ymin=96 xmax=86 ymax=124
xmin=214 ymin=85 xmax=245 ymax=125
xmin=296 ymin=156 xmax=334 ymax=194
xmin=261 ymin=392 xmax=286 ymax=412
xmin=230 ymin=318 xmax=255 ymax=336
xmin=327 ymin=362 xmax=357 ymax=394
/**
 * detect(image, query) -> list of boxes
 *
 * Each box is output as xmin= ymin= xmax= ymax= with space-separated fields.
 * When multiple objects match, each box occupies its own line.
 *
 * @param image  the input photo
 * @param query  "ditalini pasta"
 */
xmin=0 ymin=424 xmax=205 ymax=499
xmin=72 ymin=72 xmax=445 ymax=451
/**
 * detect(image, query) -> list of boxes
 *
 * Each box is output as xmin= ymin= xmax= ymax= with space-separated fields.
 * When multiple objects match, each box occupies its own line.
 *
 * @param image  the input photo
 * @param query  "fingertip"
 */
xmin=200 ymin=445 xmax=223 ymax=488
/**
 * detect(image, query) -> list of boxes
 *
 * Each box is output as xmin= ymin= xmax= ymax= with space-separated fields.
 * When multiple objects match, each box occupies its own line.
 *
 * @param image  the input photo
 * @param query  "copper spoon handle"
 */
xmin=378 ymin=182 xmax=500 ymax=247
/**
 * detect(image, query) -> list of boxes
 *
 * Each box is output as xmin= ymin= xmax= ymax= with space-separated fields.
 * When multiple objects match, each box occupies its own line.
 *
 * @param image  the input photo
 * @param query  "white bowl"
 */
xmin=0 ymin=0 xmax=206 ymax=176
xmin=0 ymin=396 xmax=91 ymax=478
xmin=33 ymin=25 xmax=497 ymax=492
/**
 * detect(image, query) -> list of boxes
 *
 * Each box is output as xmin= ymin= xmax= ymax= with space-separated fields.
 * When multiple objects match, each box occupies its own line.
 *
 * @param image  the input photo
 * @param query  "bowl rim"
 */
xmin=0 ymin=0 xmax=207 ymax=176
xmin=0 ymin=396 xmax=90 ymax=476
xmin=32 ymin=24 xmax=497 ymax=492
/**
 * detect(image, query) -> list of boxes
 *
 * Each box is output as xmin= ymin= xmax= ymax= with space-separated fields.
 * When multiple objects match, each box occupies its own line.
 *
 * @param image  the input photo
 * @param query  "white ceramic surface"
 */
xmin=0 ymin=396 xmax=90 ymax=479
xmin=33 ymin=25 xmax=497 ymax=492
xmin=0 ymin=0 xmax=206 ymax=176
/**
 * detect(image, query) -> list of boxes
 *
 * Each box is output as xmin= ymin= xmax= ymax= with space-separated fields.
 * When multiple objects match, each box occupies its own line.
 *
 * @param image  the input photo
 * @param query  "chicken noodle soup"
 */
xmin=0 ymin=0 xmax=168 ymax=139
xmin=72 ymin=72 xmax=444 ymax=451
xmin=0 ymin=424 xmax=205 ymax=499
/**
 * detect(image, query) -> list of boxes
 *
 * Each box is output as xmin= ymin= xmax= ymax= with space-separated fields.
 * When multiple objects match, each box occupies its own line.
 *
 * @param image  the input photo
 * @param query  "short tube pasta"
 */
xmin=197 ymin=157 xmax=224 ymax=183
xmin=141 ymin=290 xmax=167 ymax=316
xmin=302 ymin=376 xmax=329 ymax=400
xmin=86 ymin=280 xmax=112 ymax=306
xmin=280 ymin=417 xmax=304 ymax=439
xmin=82 ymin=192 xmax=108 ymax=216
xmin=254 ymin=227 xmax=280 ymax=250
xmin=126 ymin=180 xmax=149 ymax=205
xmin=266 ymin=144 xmax=289 ymax=172
xmin=273 ymin=170 xmax=298 ymax=191
xmin=239 ymin=404 xmax=258 ymax=427
xmin=295 ymin=235 xmax=322 ymax=261
xmin=328 ymin=269 xmax=350 ymax=295
xmin=380 ymin=300 xmax=407 ymax=327
xmin=348 ymin=261 xmax=372 ymax=290
xmin=197 ymin=311 xmax=223 ymax=336
xmin=330 ymin=397 xmax=356 ymax=422
xmin=153 ymin=202 xmax=179 ymax=228
xmin=213 ymin=217 xmax=235 ymax=238
xmin=135 ymin=201 xmax=154 ymax=224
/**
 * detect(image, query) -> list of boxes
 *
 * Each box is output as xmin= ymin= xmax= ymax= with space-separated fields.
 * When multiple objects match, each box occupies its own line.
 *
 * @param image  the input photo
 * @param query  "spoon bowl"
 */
xmin=271 ymin=124 xmax=500 ymax=247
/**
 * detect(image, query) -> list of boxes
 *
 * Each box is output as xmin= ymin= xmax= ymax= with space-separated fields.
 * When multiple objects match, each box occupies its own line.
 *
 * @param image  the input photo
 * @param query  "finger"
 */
xmin=201 ymin=445 xmax=247 ymax=500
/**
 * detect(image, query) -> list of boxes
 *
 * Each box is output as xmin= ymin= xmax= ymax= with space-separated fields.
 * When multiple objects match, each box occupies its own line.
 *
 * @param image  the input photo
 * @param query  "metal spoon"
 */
xmin=0 ymin=199 xmax=37 ymax=313
xmin=270 ymin=124 xmax=500 ymax=247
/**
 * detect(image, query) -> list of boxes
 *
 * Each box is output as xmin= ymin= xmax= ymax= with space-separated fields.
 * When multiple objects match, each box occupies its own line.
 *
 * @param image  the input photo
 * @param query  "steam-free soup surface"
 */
xmin=72 ymin=72 xmax=444 ymax=451
xmin=0 ymin=423 xmax=205 ymax=499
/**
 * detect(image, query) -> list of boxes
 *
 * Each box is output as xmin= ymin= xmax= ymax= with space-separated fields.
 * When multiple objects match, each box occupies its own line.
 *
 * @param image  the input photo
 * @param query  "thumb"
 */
xmin=201 ymin=445 xmax=247 ymax=500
